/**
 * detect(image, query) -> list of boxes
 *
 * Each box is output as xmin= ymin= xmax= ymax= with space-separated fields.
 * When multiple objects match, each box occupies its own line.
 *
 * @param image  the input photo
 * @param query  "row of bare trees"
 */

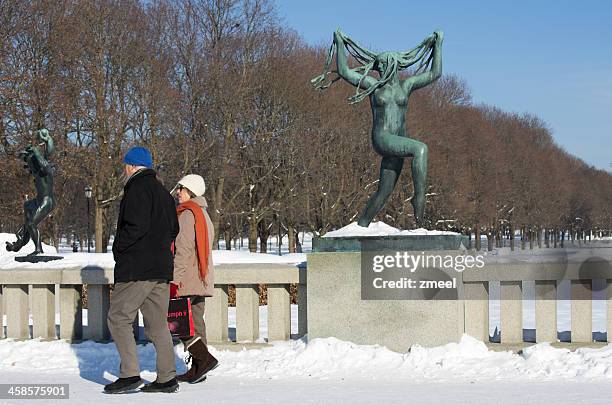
xmin=1 ymin=0 xmax=610 ymax=254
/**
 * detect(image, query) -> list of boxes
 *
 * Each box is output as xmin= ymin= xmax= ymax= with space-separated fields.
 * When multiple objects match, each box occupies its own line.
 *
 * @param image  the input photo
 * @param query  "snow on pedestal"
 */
xmin=322 ymin=221 xmax=460 ymax=238
xmin=322 ymin=221 xmax=400 ymax=237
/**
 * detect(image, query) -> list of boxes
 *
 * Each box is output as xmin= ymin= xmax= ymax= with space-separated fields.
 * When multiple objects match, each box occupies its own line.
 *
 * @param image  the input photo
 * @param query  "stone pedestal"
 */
xmin=307 ymin=234 xmax=469 ymax=352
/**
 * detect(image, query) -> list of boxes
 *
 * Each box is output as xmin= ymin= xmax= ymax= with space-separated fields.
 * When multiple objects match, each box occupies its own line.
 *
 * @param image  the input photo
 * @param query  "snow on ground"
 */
xmin=1 ymin=296 xmax=611 ymax=404
xmin=3 ymin=335 xmax=612 ymax=404
xmin=217 ymin=232 xmax=314 ymax=253
xmin=323 ymin=221 xmax=459 ymax=238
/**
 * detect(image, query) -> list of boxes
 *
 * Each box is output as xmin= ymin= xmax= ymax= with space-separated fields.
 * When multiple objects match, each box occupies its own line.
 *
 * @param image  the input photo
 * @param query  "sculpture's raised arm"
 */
xmin=18 ymin=130 xmax=54 ymax=177
xmin=311 ymin=29 xmax=377 ymax=94
xmin=334 ymin=30 xmax=376 ymax=90
xmin=36 ymin=129 xmax=54 ymax=158
xmin=404 ymin=30 xmax=443 ymax=92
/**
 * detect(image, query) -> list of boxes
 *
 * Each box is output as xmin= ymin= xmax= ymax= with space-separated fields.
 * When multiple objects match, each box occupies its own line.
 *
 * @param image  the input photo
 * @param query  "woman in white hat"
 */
xmin=171 ymin=174 xmax=218 ymax=384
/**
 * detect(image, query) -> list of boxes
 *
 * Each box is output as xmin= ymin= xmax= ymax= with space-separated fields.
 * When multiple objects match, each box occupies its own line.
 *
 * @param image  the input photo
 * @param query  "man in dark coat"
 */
xmin=104 ymin=146 xmax=180 ymax=394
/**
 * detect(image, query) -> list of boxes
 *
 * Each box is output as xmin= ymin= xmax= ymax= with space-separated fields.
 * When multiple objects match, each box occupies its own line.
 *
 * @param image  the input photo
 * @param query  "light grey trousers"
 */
xmin=180 ymin=295 xmax=207 ymax=348
xmin=107 ymin=280 xmax=176 ymax=382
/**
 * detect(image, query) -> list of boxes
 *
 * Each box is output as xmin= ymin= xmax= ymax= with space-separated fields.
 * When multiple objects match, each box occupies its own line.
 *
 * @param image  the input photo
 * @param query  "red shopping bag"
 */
xmin=167 ymin=297 xmax=195 ymax=338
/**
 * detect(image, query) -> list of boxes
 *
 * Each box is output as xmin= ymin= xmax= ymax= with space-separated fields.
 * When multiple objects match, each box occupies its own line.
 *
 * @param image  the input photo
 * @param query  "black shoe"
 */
xmin=140 ymin=378 xmax=179 ymax=393
xmin=104 ymin=376 xmax=143 ymax=394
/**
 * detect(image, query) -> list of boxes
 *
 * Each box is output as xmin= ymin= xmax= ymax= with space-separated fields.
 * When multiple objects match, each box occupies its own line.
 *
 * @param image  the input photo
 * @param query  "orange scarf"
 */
xmin=176 ymin=200 xmax=210 ymax=282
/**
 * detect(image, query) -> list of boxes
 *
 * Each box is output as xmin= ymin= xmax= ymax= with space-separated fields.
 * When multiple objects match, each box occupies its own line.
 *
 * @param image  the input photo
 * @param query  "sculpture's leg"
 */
xmin=409 ymin=141 xmax=428 ymax=226
xmin=16 ymin=226 xmax=28 ymax=241
xmin=26 ymin=225 xmax=42 ymax=256
xmin=357 ymin=157 xmax=404 ymax=227
xmin=375 ymin=136 xmax=428 ymax=226
xmin=5 ymin=200 xmax=37 ymax=252
xmin=5 ymin=226 xmax=29 ymax=252
xmin=27 ymin=197 xmax=54 ymax=255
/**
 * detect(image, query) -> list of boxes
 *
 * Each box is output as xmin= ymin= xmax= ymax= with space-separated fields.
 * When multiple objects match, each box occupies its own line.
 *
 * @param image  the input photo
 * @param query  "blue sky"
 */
xmin=276 ymin=0 xmax=612 ymax=172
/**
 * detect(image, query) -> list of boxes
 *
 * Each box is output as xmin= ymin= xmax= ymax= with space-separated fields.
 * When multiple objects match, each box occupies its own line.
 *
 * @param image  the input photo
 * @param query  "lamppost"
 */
xmin=85 ymin=185 xmax=92 ymax=253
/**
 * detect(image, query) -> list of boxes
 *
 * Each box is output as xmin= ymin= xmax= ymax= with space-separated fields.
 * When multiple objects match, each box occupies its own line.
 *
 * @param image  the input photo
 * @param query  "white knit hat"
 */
xmin=174 ymin=174 xmax=206 ymax=197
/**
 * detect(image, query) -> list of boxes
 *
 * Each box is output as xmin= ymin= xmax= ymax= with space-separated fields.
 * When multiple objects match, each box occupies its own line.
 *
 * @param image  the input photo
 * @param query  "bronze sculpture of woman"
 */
xmin=312 ymin=29 xmax=443 ymax=227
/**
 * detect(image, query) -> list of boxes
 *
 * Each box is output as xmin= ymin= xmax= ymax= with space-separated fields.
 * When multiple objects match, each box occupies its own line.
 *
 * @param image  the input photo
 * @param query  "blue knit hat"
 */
xmin=124 ymin=146 xmax=153 ymax=168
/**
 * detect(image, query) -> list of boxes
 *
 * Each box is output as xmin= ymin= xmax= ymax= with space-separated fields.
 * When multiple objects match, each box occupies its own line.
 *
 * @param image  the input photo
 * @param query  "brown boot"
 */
xmin=186 ymin=338 xmax=219 ymax=384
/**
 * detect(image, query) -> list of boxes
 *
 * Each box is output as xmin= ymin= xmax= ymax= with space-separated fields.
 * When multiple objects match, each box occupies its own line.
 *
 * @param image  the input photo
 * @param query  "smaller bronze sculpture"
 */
xmin=6 ymin=129 xmax=62 ymax=262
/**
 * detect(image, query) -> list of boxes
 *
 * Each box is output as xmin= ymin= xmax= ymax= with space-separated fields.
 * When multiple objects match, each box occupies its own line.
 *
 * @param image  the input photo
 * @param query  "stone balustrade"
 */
xmin=463 ymin=245 xmax=612 ymax=344
xmin=0 ymin=263 xmax=306 ymax=344
xmin=3 ymin=243 xmax=611 ymax=350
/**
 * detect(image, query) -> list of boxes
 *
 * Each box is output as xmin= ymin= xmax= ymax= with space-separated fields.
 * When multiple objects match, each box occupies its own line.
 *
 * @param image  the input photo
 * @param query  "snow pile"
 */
xmin=323 ymin=221 xmax=400 ymax=237
xmin=215 ymin=335 xmax=612 ymax=381
xmin=398 ymin=228 xmax=460 ymax=236
xmin=3 ymin=335 xmax=612 ymax=382
xmin=323 ymin=222 xmax=460 ymax=238
xmin=520 ymin=342 xmax=612 ymax=379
